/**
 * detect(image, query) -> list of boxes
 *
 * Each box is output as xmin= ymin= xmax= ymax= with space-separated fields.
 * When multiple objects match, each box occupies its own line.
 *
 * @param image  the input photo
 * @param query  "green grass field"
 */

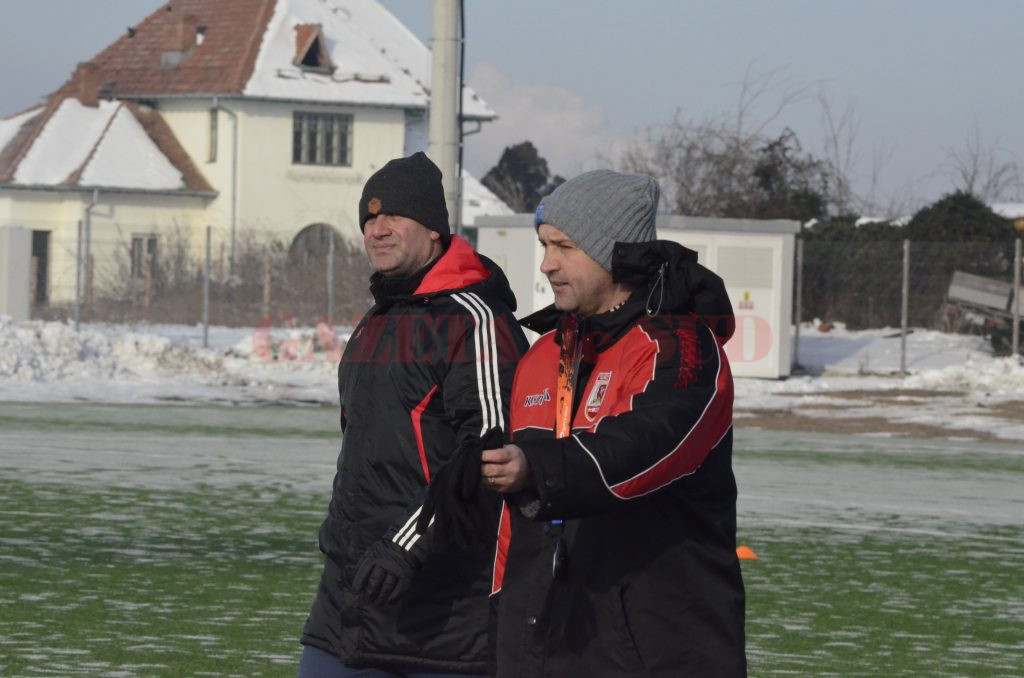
xmin=1 ymin=403 xmax=1022 ymax=676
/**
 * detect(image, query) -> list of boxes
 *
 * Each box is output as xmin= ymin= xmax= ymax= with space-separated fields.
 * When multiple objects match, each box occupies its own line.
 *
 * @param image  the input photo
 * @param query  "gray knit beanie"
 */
xmin=534 ymin=170 xmax=660 ymax=271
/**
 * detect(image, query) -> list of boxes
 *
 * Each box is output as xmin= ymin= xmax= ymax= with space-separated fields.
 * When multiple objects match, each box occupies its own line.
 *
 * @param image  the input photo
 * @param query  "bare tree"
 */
xmin=943 ymin=121 xmax=1022 ymax=203
xmin=618 ymin=66 xmax=840 ymax=221
xmin=817 ymin=92 xmax=859 ymax=215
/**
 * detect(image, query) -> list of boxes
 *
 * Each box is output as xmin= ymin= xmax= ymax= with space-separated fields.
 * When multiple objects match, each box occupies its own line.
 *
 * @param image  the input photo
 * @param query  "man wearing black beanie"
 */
xmin=299 ymin=152 xmax=529 ymax=677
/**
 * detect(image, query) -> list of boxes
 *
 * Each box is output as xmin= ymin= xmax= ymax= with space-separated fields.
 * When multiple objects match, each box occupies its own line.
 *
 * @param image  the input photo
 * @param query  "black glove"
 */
xmin=416 ymin=427 xmax=504 ymax=549
xmin=351 ymin=539 xmax=420 ymax=604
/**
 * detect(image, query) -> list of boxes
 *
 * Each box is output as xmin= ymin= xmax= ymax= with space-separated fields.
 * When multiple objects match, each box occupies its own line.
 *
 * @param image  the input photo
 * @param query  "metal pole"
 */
xmin=213 ymin=97 xmax=239 ymax=273
xmin=1013 ymin=238 xmax=1021 ymax=357
xmin=900 ymin=239 xmax=910 ymax=376
xmin=428 ymin=0 xmax=461 ymax=233
xmin=74 ymin=219 xmax=82 ymax=331
xmin=203 ymin=226 xmax=210 ymax=349
xmin=794 ymin=238 xmax=804 ymax=369
xmin=326 ymin=231 xmax=335 ymax=322
xmin=84 ymin=189 xmax=98 ymax=313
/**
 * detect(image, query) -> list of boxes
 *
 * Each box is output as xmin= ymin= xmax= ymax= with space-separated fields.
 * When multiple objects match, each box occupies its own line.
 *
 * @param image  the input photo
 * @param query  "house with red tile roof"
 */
xmin=0 ymin=0 xmax=509 ymax=304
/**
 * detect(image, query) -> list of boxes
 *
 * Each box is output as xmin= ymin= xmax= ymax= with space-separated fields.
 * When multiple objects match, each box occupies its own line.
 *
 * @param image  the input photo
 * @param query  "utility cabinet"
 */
xmin=658 ymin=216 xmax=798 ymax=378
xmin=0 ymin=225 xmax=32 ymax=322
xmin=474 ymin=215 xmax=553 ymax=340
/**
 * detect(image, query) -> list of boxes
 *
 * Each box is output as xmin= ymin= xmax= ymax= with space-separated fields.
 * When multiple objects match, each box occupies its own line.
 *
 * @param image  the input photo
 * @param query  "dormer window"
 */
xmin=294 ymin=24 xmax=335 ymax=73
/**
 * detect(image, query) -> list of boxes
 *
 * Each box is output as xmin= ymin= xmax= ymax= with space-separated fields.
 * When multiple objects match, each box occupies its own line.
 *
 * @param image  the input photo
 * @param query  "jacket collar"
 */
xmin=369 ymin=235 xmax=518 ymax=310
xmin=415 ymin=235 xmax=490 ymax=295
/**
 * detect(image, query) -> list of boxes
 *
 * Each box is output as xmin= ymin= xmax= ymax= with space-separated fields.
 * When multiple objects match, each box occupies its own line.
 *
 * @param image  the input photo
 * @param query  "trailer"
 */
xmin=945 ymin=270 xmax=1022 ymax=351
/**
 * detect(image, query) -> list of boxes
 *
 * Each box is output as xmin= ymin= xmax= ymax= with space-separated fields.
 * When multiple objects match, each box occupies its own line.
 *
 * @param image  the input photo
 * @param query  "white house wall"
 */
xmin=1 ymin=188 xmax=210 ymax=303
xmin=238 ymin=100 xmax=405 ymax=241
xmin=159 ymin=98 xmax=406 ymax=245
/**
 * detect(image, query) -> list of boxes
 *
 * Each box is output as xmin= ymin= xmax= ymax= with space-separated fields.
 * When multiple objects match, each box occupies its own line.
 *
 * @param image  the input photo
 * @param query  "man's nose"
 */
xmin=540 ymin=250 xmax=556 ymax=274
xmin=366 ymin=218 xmax=390 ymax=237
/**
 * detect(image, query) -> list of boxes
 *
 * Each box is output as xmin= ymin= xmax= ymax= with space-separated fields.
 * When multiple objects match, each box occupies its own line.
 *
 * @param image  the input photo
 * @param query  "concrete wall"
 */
xmin=0 ymin=225 xmax=32 ymax=320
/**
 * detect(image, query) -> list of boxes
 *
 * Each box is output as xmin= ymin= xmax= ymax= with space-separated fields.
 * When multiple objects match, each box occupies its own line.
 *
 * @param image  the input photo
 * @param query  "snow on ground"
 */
xmin=736 ymin=322 xmax=1024 ymax=441
xmin=1 ymin=316 xmax=1022 ymax=440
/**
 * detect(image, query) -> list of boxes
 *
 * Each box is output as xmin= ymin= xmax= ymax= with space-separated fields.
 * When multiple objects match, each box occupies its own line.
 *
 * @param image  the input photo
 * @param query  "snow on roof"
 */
xmin=0 ymin=108 xmax=43 ymax=158
xmin=79 ymin=106 xmax=185 ymax=190
xmin=991 ymin=202 xmax=1024 ymax=220
xmin=11 ymin=99 xmax=186 ymax=191
xmin=245 ymin=0 xmax=493 ymax=118
xmin=460 ymin=170 xmax=512 ymax=226
xmin=14 ymin=99 xmax=121 ymax=185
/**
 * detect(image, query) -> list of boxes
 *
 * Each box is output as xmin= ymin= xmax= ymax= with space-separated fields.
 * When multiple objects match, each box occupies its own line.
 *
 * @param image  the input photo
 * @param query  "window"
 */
xmin=208 ymin=108 xmax=218 ymax=163
xmin=293 ymin=24 xmax=335 ymax=74
xmin=131 ymin=235 xmax=158 ymax=279
xmin=292 ymin=112 xmax=352 ymax=166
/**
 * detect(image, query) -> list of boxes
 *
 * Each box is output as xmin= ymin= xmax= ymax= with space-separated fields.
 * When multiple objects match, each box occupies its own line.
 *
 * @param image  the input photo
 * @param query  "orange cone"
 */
xmin=736 ymin=545 xmax=758 ymax=560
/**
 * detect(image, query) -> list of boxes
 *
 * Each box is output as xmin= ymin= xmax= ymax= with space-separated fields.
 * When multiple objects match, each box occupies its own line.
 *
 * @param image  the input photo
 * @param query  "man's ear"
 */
xmin=430 ymin=231 xmax=441 ymax=241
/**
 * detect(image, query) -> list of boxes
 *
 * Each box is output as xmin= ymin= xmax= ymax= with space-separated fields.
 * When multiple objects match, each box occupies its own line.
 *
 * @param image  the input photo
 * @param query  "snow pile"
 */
xmin=0 ymin=317 xmax=346 ymax=405
xmin=904 ymin=357 xmax=1024 ymax=396
xmin=0 ymin=318 xmax=217 ymax=382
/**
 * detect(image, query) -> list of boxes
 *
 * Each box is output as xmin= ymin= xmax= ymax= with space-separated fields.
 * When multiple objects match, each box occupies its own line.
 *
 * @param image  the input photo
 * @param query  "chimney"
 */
xmin=173 ymin=13 xmax=201 ymax=50
xmin=76 ymin=62 xmax=101 ymax=108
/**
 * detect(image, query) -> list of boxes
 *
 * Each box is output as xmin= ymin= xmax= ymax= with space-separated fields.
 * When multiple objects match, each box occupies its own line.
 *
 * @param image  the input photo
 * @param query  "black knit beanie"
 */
xmin=359 ymin=152 xmax=451 ymax=237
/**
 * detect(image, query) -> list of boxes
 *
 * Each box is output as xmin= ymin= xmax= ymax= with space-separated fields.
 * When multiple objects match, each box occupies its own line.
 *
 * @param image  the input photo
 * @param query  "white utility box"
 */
xmin=474 ymin=215 xmax=553 ymax=340
xmin=658 ymin=216 xmax=798 ymax=379
xmin=474 ymin=214 xmax=799 ymax=378
xmin=0 ymin=225 xmax=32 ymax=322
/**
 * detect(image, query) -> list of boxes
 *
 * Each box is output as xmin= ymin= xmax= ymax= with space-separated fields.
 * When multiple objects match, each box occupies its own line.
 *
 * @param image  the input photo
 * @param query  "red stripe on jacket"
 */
xmin=410 ymin=385 xmax=439 ymax=483
xmin=609 ymin=335 xmax=733 ymax=499
xmin=490 ymin=503 xmax=512 ymax=595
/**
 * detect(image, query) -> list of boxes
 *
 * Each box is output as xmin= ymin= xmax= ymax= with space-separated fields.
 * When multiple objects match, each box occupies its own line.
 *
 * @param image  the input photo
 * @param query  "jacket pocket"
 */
xmin=611 ymin=583 xmax=647 ymax=673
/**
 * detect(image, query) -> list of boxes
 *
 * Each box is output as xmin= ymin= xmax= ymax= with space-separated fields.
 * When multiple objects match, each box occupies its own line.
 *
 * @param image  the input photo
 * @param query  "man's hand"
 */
xmin=351 ymin=540 xmax=420 ymax=604
xmin=481 ymin=444 xmax=531 ymax=493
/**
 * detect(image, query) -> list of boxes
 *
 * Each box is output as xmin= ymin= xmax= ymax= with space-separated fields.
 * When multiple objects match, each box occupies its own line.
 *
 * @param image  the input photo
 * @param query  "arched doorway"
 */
xmin=289 ymin=222 xmax=341 ymax=266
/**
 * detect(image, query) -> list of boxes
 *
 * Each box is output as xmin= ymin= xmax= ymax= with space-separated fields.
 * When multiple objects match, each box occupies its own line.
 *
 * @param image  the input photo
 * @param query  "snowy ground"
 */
xmin=1 ymin=316 xmax=1022 ymax=441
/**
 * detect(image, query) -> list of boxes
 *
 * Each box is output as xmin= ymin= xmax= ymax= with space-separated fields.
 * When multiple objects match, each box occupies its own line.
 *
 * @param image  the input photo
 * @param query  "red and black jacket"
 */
xmin=302 ymin=236 xmax=529 ymax=673
xmin=492 ymin=240 xmax=747 ymax=677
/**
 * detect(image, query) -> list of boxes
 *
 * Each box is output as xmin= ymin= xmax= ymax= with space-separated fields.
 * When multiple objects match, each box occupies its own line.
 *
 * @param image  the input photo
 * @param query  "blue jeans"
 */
xmin=297 ymin=645 xmax=483 ymax=678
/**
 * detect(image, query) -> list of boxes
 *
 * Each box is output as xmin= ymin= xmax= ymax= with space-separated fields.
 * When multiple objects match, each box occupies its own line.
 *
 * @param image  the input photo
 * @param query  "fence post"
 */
xmin=793 ymin=238 xmax=803 ymax=370
xmin=74 ymin=219 xmax=82 ymax=331
xmin=30 ymin=257 xmax=38 ymax=317
xmin=262 ymin=253 xmax=271 ymax=320
xmin=203 ymin=226 xmax=211 ymax=349
xmin=900 ymin=239 xmax=910 ymax=376
xmin=144 ymin=253 xmax=154 ymax=312
xmin=327 ymin=232 xmax=335 ymax=323
xmin=1013 ymin=238 xmax=1021 ymax=357
xmin=85 ymin=253 xmax=94 ymax=314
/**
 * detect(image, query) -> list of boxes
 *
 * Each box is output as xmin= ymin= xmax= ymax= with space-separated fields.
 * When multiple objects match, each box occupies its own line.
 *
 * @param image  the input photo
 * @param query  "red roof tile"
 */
xmin=81 ymin=0 xmax=277 ymax=98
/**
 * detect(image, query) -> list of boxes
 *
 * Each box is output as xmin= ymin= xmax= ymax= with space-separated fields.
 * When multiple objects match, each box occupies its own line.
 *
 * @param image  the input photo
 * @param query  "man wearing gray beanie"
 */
xmin=481 ymin=170 xmax=747 ymax=676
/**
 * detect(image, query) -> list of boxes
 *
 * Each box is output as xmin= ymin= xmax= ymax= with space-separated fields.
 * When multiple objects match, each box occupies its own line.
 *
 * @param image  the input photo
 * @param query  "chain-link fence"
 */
xmin=22 ymin=218 xmax=373 ymax=335
xmin=795 ymin=237 xmax=1023 ymax=367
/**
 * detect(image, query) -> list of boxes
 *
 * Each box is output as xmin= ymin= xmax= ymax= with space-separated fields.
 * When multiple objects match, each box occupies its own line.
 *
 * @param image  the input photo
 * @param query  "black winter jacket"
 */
xmin=491 ymin=240 xmax=746 ymax=677
xmin=302 ymin=236 xmax=529 ymax=673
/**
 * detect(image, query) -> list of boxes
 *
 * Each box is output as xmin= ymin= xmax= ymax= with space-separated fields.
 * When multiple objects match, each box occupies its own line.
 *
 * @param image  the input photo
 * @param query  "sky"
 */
xmin=1 ymin=0 xmax=1022 ymax=215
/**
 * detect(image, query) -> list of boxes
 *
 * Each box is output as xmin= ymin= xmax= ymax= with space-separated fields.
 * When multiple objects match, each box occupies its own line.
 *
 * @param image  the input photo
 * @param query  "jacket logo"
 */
xmin=584 ymin=371 xmax=613 ymax=421
xmin=523 ymin=388 xmax=551 ymax=408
